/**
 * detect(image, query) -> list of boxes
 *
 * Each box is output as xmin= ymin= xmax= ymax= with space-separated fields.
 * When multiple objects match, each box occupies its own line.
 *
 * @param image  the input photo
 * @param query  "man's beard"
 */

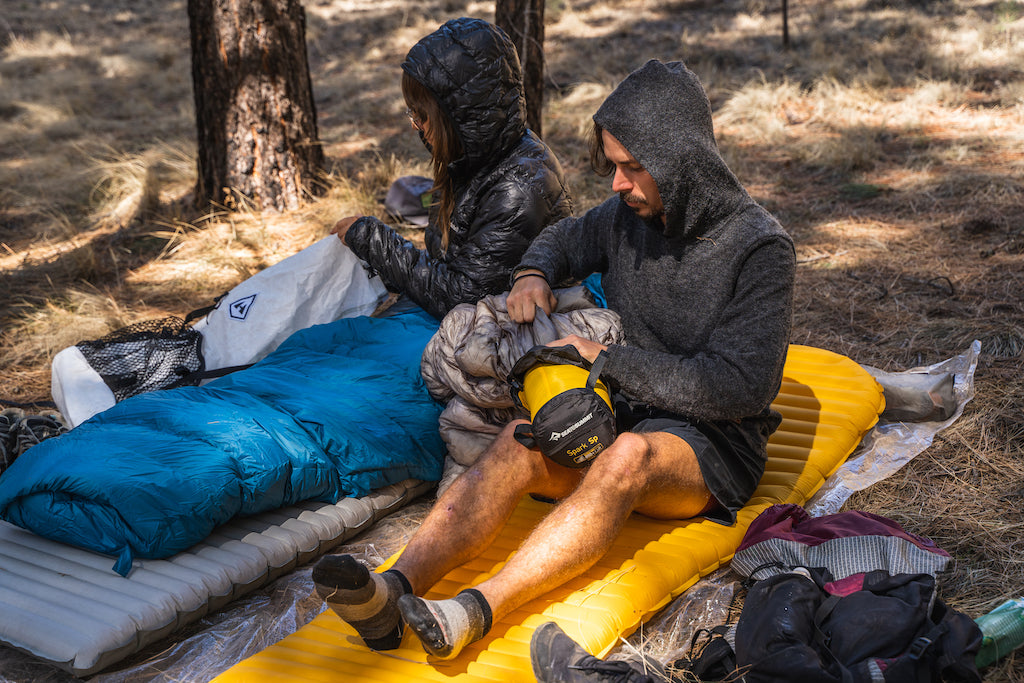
xmin=619 ymin=191 xmax=644 ymax=206
xmin=620 ymin=191 xmax=664 ymax=219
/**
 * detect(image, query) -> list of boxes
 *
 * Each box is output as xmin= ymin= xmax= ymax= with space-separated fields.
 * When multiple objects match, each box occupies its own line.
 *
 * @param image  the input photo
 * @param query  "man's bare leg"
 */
xmin=399 ymin=430 xmax=711 ymax=658
xmin=314 ymin=420 xmax=579 ymax=650
xmin=477 ymin=431 xmax=709 ymax=616
xmin=392 ymin=421 xmax=584 ymax=593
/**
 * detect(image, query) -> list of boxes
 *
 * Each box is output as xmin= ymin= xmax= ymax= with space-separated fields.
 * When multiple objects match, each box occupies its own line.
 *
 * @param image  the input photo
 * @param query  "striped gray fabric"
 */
xmin=731 ymin=534 xmax=950 ymax=581
xmin=0 ymin=479 xmax=431 ymax=677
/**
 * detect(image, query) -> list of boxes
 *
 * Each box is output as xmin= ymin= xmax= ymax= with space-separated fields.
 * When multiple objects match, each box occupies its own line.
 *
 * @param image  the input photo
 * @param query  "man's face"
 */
xmin=602 ymin=130 xmax=665 ymax=223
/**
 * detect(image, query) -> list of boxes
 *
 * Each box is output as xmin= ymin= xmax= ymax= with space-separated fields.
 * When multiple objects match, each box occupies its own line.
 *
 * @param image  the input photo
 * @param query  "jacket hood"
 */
xmin=593 ymin=60 xmax=750 ymax=239
xmin=402 ymin=17 xmax=527 ymax=178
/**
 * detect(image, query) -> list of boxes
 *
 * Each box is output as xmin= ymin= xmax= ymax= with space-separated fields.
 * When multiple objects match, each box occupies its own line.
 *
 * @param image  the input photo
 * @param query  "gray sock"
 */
xmin=397 ymin=588 xmax=493 ymax=659
xmin=312 ymin=554 xmax=411 ymax=650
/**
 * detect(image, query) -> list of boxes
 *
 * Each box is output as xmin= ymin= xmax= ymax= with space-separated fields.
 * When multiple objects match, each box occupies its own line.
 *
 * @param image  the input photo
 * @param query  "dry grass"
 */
xmin=2 ymin=0 xmax=1024 ymax=679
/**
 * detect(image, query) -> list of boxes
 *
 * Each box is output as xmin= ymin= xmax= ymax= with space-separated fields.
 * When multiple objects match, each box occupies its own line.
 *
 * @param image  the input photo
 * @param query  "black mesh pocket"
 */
xmin=76 ymin=317 xmax=205 ymax=401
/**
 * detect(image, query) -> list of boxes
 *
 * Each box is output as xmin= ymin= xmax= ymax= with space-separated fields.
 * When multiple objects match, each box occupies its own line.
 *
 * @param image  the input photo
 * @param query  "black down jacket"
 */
xmin=345 ymin=17 xmax=573 ymax=320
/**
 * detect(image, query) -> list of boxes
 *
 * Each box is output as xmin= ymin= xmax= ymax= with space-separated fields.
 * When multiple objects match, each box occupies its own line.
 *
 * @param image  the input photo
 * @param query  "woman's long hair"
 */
xmin=402 ymin=71 xmax=463 ymax=251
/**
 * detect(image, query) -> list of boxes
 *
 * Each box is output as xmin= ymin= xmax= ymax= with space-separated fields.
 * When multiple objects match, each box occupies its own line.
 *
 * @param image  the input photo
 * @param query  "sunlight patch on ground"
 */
xmin=2 ymin=30 xmax=85 ymax=61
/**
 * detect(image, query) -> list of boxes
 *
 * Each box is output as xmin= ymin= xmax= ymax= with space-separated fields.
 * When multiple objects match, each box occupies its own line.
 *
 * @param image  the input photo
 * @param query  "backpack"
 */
xmin=673 ymin=504 xmax=982 ymax=683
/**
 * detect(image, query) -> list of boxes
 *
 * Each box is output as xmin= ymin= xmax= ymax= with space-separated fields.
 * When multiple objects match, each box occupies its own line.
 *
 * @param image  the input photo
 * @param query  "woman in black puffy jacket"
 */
xmin=331 ymin=17 xmax=573 ymax=320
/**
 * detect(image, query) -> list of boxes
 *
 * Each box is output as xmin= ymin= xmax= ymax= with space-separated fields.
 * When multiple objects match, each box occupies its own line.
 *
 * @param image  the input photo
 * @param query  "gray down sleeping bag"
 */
xmin=0 ymin=310 xmax=445 ymax=575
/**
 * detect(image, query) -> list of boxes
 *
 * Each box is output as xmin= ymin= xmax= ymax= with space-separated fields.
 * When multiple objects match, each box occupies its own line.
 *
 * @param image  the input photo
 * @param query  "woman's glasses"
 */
xmin=405 ymin=108 xmax=425 ymax=131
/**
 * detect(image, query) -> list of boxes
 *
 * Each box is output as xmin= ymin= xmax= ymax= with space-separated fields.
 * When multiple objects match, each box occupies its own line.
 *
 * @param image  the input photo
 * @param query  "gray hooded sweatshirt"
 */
xmin=516 ymin=60 xmax=795 ymax=461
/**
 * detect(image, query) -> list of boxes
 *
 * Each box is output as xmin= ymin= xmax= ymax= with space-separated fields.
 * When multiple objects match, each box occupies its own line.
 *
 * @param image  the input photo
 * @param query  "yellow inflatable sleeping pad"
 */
xmin=215 ymin=344 xmax=884 ymax=682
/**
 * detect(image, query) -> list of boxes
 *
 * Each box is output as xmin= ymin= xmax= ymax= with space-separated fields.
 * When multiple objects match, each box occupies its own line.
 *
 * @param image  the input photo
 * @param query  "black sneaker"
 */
xmin=0 ymin=407 xmax=25 ymax=474
xmin=530 ymin=622 xmax=662 ymax=683
xmin=11 ymin=411 xmax=68 ymax=458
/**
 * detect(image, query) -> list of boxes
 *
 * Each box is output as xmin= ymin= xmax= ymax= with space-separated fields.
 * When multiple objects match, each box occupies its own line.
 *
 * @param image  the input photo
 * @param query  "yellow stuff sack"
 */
xmin=508 ymin=345 xmax=615 ymax=468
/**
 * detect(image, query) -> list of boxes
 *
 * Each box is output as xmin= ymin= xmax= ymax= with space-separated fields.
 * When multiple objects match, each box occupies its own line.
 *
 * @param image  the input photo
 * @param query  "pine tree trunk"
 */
xmin=188 ymin=0 xmax=324 ymax=213
xmin=496 ymin=0 xmax=545 ymax=137
xmin=782 ymin=0 xmax=791 ymax=49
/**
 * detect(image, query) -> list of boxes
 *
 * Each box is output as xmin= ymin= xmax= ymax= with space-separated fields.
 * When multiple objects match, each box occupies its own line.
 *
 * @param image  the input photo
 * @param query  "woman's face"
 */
xmin=406 ymin=107 xmax=434 ymax=153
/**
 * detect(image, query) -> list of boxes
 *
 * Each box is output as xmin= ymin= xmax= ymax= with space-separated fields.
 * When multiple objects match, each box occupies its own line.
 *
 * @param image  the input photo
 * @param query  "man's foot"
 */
xmin=312 ymin=554 xmax=411 ymax=650
xmin=397 ymin=589 xmax=492 ymax=659
xmin=530 ymin=622 xmax=662 ymax=682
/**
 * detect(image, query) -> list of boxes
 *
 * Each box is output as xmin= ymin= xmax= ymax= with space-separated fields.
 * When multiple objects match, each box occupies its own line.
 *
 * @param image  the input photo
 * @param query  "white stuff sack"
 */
xmin=52 ymin=236 xmax=388 ymax=427
xmin=191 ymin=236 xmax=387 ymax=370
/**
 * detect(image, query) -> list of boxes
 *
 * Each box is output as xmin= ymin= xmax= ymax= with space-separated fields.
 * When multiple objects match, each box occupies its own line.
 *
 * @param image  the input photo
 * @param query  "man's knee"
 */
xmin=476 ymin=419 xmax=547 ymax=471
xmin=586 ymin=430 xmax=702 ymax=493
xmin=602 ymin=431 xmax=655 ymax=468
xmin=582 ymin=432 xmax=653 ymax=491
xmin=491 ymin=419 xmax=532 ymax=458
xmin=495 ymin=419 xmax=529 ymax=442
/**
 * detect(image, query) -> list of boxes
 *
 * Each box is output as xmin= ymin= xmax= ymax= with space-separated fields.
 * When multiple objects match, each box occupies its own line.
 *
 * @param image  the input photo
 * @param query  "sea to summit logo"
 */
xmin=228 ymin=293 xmax=257 ymax=320
xmin=548 ymin=412 xmax=594 ymax=442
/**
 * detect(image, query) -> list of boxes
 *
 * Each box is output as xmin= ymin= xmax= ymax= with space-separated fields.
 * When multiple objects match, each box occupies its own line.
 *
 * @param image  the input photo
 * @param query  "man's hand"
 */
xmin=548 ymin=334 xmax=607 ymax=364
xmin=330 ymin=216 xmax=361 ymax=245
xmin=507 ymin=270 xmax=557 ymax=323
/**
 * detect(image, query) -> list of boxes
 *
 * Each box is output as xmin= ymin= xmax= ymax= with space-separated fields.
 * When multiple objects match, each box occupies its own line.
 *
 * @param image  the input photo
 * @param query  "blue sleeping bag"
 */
xmin=0 ymin=311 xmax=445 ymax=575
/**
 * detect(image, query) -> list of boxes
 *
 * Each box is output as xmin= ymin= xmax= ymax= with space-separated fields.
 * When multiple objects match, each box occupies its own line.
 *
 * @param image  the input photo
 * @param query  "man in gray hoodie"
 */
xmin=315 ymin=60 xmax=795 ymax=662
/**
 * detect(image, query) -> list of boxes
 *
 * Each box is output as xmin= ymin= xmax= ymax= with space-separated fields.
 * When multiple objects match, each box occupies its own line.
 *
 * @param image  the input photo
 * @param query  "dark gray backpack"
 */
xmin=674 ymin=504 xmax=982 ymax=683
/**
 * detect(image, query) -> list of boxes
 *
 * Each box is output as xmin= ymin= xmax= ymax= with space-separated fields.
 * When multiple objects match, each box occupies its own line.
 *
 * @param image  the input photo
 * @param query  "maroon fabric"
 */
xmin=824 ymin=574 xmax=868 ymax=598
xmin=736 ymin=503 xmax=948 ymax=557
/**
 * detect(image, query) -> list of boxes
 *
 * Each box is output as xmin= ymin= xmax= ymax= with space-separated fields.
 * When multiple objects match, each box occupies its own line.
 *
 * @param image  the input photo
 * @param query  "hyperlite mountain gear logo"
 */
xmin=228 ymin=294 xmax=257 ymax=320
xmin=549 ymin=412 xmax=594 ymax=441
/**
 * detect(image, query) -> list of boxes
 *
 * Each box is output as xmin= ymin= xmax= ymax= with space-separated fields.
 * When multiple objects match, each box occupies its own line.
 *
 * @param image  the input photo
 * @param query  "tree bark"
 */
xmin=782 ymin=0 xmax=790 ymax=49
xmin=495 ymin=0 xmax=545 ymax=137
xmin=188 ymin=0 xmax=324 ymax=213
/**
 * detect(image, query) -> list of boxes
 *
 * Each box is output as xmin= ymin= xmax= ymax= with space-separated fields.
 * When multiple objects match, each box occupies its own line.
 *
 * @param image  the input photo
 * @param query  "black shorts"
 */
xmin=615 ymin=398 xmax=773 ymax=526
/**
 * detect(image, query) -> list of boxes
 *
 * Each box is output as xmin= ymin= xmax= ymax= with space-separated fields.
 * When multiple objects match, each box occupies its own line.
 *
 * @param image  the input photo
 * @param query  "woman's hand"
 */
xmin=330 ymin=216 xmax=362 ymax=245
xmin=507 ymin=270 xmax=557 ymax=323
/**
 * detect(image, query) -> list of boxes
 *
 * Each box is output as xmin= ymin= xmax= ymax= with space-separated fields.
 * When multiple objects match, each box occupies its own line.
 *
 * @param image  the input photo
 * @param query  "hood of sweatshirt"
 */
xmin=593 ymin=59 xmax=750 ymax=240
xmin=402 ymin=17 xmax=528 ymax=179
